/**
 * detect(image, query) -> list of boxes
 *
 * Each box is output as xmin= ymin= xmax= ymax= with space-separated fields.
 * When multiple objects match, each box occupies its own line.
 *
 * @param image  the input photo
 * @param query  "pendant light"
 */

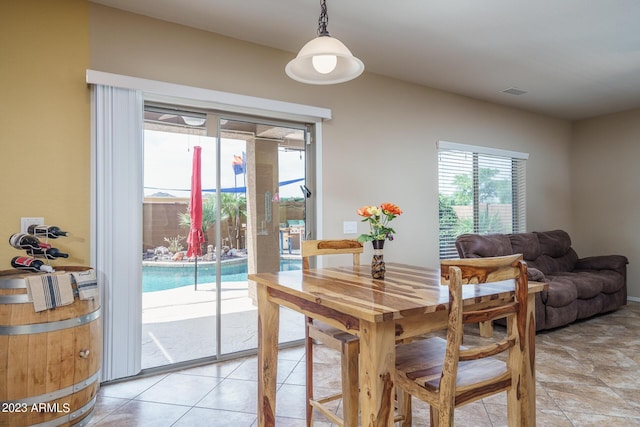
xmin=285 ymin=0 xmax=364 ymax=85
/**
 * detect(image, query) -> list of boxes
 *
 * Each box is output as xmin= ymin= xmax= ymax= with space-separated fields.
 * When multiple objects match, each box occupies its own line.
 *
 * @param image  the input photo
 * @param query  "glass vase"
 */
xmin=371 ymin=239 xmax=386 ymax=279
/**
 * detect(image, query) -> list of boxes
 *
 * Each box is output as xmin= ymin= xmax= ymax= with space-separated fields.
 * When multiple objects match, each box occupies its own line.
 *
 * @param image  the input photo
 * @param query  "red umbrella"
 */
xmin=186 ymin=146 xmax=205 ymax=259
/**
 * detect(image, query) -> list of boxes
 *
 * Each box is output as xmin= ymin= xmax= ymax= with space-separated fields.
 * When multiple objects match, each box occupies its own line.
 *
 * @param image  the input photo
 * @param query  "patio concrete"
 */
xmin=141 ymin=281 xmax=305 ymax=369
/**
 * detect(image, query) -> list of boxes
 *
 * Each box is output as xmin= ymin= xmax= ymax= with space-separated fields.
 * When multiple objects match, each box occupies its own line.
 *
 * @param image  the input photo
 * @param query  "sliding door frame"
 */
xmin=90 ymin=70 xmax=329 ymax=380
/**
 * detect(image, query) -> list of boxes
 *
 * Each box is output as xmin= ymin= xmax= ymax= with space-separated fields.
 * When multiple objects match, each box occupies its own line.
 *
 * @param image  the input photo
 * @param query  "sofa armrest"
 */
xmin=575 ymin=255 xmax=628 ymax=274
xmin=527 ymin=267 xmax=546 ymax=282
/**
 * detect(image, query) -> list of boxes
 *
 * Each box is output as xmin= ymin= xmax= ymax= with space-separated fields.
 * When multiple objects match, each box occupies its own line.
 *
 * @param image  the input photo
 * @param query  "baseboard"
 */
xmin=628 ymin=296 xmax=640 ymax=303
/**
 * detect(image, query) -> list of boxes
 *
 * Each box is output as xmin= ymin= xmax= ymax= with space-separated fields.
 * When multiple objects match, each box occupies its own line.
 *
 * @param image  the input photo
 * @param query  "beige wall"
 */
xmin=88 ymin=4 xmax=573 ymax=270
xmin=571 ymin=109 xmax=640 ymax=298
xmin=0 ymin=1 xmax=90 ymax=270
xmin=6 ymin=3 xmax=634 ymax=300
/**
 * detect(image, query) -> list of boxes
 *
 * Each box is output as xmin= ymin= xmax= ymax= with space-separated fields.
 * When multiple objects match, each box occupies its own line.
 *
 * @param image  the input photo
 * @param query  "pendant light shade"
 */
xmin=285 ymin=0 xmax=364 ymax=85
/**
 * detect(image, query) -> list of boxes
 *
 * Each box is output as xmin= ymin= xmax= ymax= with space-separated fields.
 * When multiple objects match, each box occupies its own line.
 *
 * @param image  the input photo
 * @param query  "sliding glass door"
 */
xmin=141 ymin=107 xmax=308 ymax=369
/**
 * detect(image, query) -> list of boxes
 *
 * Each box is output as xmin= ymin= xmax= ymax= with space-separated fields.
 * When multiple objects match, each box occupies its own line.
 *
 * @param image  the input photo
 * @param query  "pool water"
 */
xmin=142 ymin=258 xmax=301 ymax=292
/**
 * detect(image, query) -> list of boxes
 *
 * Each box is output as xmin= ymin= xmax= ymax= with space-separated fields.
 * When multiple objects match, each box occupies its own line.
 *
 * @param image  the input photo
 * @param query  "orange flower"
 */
xmin=380 ymin=203 xmax=402 ymax=216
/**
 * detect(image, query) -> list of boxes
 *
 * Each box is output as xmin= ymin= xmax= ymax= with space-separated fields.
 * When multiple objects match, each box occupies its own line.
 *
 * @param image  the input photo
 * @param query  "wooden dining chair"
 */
xmin=302 ymin=239 xmax=363 ymax=427
xmin=395 ymin=254 xmax=528 ymax=426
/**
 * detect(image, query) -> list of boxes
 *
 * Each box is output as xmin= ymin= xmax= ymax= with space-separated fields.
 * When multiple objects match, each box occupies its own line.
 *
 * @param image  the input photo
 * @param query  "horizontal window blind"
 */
xmin=438 ymin=142 xmax=527 ymax=259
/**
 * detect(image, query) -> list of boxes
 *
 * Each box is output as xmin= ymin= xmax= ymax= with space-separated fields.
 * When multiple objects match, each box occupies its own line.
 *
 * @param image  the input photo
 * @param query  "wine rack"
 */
xmin=8 ymin=225 xmax=71 ymax=272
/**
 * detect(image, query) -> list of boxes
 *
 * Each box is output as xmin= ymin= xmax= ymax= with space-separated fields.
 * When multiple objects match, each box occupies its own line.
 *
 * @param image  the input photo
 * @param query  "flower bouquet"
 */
xmin=356 ymin=203 xmax=402 ymax=279
xmin=356 ymin=203 xmax=403 ymax=243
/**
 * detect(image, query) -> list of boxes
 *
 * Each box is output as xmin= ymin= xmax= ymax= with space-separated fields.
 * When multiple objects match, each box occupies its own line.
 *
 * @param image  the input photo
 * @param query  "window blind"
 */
xmin=437 ymin=141 xmax=527 ymax=259
xmin=92 ymin=85 xmax=143 ymax=381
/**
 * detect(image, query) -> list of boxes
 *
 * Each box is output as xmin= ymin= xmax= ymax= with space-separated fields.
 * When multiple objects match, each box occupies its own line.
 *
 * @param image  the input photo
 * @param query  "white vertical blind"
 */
xmin=437 ymin=141 xmax=528 ymax=259
xmin=92 ymin=85 xmax=143 ymax=381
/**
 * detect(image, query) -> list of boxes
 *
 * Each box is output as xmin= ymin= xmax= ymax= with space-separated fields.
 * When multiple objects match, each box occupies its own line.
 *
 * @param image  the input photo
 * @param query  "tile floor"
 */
xmin=89 ymin=301 xmax=640 ymax=426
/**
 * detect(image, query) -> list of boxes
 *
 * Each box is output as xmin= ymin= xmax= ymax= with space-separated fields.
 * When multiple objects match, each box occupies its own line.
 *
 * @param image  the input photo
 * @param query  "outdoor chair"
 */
xmin=301 ymin=239 xmax=363 ymax=427
xmin=395 ymin=254 xmax=528 ymax=426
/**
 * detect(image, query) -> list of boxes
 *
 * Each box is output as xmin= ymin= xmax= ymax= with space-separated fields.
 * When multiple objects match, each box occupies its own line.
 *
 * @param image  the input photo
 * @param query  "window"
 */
xmin=438 ymin=141 xmax=528 ymax=259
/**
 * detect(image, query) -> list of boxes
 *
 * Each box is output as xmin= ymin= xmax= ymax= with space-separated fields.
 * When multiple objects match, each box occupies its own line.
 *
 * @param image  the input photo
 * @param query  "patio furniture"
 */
xmin=395 ymin=255 xmax=529 ymax=426
xmin=288 ymin=220 xmax=305 ymax=251
xmin=301 ymin=239 xmax=363 ymax=426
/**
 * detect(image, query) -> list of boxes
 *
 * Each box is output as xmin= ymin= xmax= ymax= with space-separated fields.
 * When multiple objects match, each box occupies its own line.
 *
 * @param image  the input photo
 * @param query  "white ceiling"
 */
xmin=91 ymin=0 xmax=640 ymax=120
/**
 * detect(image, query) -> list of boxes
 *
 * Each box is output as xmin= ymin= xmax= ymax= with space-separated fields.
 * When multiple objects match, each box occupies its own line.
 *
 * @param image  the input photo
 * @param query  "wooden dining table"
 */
xmin=250 ymin=262 xmax=546 ymax=426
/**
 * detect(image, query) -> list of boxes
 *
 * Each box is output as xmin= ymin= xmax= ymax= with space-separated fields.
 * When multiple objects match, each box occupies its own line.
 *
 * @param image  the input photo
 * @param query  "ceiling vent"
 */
xmin=501 ymin=87 xmax=528 ymax=96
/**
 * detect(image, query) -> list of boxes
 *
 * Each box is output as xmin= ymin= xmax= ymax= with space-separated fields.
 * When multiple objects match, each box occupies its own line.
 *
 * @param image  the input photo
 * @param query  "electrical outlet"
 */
xmin=21 ymin=217 xmax=44 ymax=234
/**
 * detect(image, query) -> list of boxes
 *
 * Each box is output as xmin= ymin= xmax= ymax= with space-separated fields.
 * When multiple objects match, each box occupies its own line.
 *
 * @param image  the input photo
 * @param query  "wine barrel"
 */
xmin=0 ymin=267 xmax=101 ymax=427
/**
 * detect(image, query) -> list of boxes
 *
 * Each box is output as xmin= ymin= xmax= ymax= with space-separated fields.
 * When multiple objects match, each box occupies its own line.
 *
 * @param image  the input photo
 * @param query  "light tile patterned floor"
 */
xmin=90 ymin=301 xmax=640 ymax=426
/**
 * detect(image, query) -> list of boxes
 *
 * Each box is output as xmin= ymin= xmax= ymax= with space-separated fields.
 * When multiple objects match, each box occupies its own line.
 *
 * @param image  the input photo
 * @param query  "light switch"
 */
xmin=343 ymin=221 xmax=358 ymax=234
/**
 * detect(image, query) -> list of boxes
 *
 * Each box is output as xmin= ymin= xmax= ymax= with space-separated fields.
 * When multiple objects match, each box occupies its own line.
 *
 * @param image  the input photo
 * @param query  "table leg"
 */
xmin=359 ymin=319 xmax=396 ymax=426
xmin=257 ymin=283 xmax=279 ymax=427
xmin=507 ymin=292 xmax=537 ymax=426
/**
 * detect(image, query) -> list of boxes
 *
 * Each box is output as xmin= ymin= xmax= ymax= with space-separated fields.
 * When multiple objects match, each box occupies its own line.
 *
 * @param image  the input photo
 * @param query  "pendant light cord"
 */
xmin=317 ymin=0 xmax=330 ymax=36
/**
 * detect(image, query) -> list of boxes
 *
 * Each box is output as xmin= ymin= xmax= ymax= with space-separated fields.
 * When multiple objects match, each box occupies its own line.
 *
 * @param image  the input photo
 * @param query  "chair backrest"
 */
xmin=301 ymin=239 xmax=363 ymax=269
xmin=439 ymin=254 xmax=528 ymax=393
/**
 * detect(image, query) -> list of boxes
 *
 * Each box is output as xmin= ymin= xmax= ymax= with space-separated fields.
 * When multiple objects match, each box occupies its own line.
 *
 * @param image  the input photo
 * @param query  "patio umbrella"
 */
xmin=186 ymin=146 xmax=205 ymax=289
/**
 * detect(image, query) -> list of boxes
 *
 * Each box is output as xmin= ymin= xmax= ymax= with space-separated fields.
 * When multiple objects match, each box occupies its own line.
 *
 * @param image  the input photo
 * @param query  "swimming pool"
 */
xmin=142 ymin=258 xmax=301 ymax=292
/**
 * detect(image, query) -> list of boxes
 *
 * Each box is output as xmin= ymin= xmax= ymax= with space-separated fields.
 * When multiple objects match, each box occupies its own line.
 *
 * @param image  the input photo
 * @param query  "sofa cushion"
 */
xmin=536 ymin=249 xmax=579 ymax=274
xmin=573 ymin=269 xmax=625 ymax=294
xmin=545 ymin=300 xmax=578 ymax=330
xmin=509 ymin=232 xmax=541 ymax=261
xmin=548 ymin=272 xmax=603 ymax=300
xmin=497 ymin=292 xmax=546 ymax=331
xmin=599 ymin=270 xmax=626 ymax=294
xmin=543 ymin=276 xmax=578 ymax=307
xmin=576 ymin=294 xmax=605 ymax=319
xmin=455 ymin=233 xmax=513 ymax=258
xmin=534 ymin=229 xmax=578 ymax=273
xmin=535 ymin=229 xmax=573 ymax=258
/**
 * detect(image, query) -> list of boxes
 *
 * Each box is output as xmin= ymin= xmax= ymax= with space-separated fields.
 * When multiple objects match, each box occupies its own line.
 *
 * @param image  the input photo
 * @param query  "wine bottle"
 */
xmin=11 ymin=256 xmax=55 ymax=273
xmin=27 ymin=224 xmax=69 ymax=238
xmin=31 ymin=247 xmax=70 ymax=259
xmin=9 ymin=233 xmax=51 ymax=250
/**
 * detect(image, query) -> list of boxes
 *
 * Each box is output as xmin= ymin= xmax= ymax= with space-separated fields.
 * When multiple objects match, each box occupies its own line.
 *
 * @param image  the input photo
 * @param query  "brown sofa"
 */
xmin=455 ymin=230 xmax=628 ymax=331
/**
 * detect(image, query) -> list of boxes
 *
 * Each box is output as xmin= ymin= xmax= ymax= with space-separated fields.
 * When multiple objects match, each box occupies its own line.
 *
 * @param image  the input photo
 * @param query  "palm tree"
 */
xmin=179 ymin=194 xmax=247 ymax=248
xmin=178 ymin=196 xmax=222 ymax=248
xmin=219 ymin=193 xmax=247 ymax=249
